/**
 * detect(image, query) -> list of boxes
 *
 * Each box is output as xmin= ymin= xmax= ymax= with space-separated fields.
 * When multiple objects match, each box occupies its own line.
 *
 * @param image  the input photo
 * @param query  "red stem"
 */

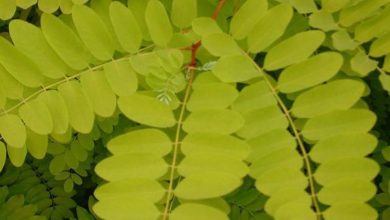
xmin=189 ymin=0 xmax=227 ymax=69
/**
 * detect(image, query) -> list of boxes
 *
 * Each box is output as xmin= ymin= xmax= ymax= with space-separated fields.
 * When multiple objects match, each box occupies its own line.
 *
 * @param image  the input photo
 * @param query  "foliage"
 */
xmin=0 ymin=0 xmax=389 ymax=219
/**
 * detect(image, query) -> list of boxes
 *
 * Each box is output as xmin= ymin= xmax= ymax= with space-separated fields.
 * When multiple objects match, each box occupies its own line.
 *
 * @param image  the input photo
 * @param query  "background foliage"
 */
xmin=0 ymin=0 xmax=389 ymax=219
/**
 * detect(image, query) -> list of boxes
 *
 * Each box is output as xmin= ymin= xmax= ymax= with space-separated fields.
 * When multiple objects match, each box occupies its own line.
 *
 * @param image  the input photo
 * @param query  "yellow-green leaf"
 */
xmin=264 ymin=30 xmax=325 ymax=70
xmin=277 ymin=52 xmax=343 ymax=93
xmin=192 ymin=17 xmax=222 ymax=37
xmin=145 ymin=0 xmax=173 ymax=47
xmin=291 ymin=79 xmax=365 ymax=118
xmin=171 ymin=0 xmax=197 ymax=28
xmin=38 ymin=90 xmax=69 ymax=135
xmin=38 ymin=0 xmax=60 ymax=13
xmin=302 ymin=109 xmax=376 ymax=140
xmin=107 ymin=129 xmax=172 ymax=156
xmin=248 ymin=3 xmax=293 ymax=53
xmin=80 ymin=70 xmax=116 ymax=118
xmin=109 ymin=2 xmax=142 ymax=54
xmin=183 ymin=109 xmax=244 ymax=135
xmin=202 ymin=33 xmax=241 ymax=57
xmin=72 ymin=5 xmax=114 ymax=61
xmin=310 ymin=133 xmax=377 ymax=163
xmin=0 ymin=37 xmax=44 ymax=87
xmin=104 ymin=59 xmax=138 ymax=96
xmin=0 ymin=142 xmax=6 ymax=171
xmin=0 ymin=0 xmax=16 ymax=20
xmin=0 ymin=114 xmax=26 ymax=148
xmin=230 ymin=0 xmax=268 ymax=40
xmin=41 ymin=13 xmax=89 ymax=70
xmin=58 ymin=81 xmax=95 ymax=134
xmin=323 ymin=203 xmax=378 ymax=220
xmin=7 ymin=144 xmax=27 ymax=167
xmin=26 ymin=128 xmax=48 ymax=159
xmin=9 ymin=19 xmax=70 ymax=79
xmin=212 ymin=54 xmax=259 ymax=83
xmin=187 ymin=83 xmax=238 ymax=111
xmin=118 ymin=93 xmax=176 ymax=128
xmin=18 ymin=98 xmax=53 ymax=135
xmin=170 ymin=203 xmax=228 ymax=220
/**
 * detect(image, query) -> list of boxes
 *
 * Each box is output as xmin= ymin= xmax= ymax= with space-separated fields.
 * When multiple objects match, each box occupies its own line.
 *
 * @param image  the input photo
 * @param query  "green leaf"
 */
xmin=310 ymin=133 xmax=377 ymax=163
xmin=212 ymin=54 xmax=259 ymax=83
xmin=72 ymin=5 xmax=114 ymax=61
xmin=6 ymin=145 xmax=27 ymax=167
xmin=118 ymin=93 xmax=176 ymax=128
xmin=145 ymin=0 xmax=173 ymax=47
xmin=314 ymin=158 xmax=379 ymax=186
xmin=64 ymin=176 xmax=74 ymax=192
xmin=277 ymin=52 xmax=343 ymax=93
xmin=58 ymin=81 xmax=95 ymax=134
xmin=80 ymin=70 xmax=116 ymax=118
xmin=187 ymin=83 xmax=238 ymax=111
xmin=64 ymin=149 xmax=79 ymax=169
xmin=291 ymin=79 xmax=365 ymax=118
xmin=248 ymin=3 xmax=293 ymax=53
xmin=0 ymin=142 xmax=6 ymax=172
xmin=38 ymin=90 xmax=69 ymax=135
xmin=369 ymin=31 xmax=390 ymax=57
xmin=183 ymin=109 xmax=244 ymax=135
xmin=0 ymin=0 xmax=16 ymax=20
xmin=302 ymin=109 xmax=376 ymax=140
xmin=202 ymin=33 xmax=241 ymax=56
xmin=70 ymin=141 xmax=88 ymax=162
xmin=107 ymin=129 xmax=172 ymax=156
xmin=318 ymin=179 xmax=376 ymax=205
xmin=237 ymin=106 xmax=288 ymax=139
xmin=264 ymin=30 xmax=325 ymax=70
xmin=170 ymin=203 xmax=228 ymax=220
xmin=49 ymin=154 xmax=66 ymax=174
xmin=95 ymin=153 xmax=168 ymax=181
xmin=104 ymin=59 xmax=138 ymax=96
xmin=41 ymin=13 xmax=90 ymax=70
xmin=0 ymin=114 xmax=26 ymax=148
xmin=9 ymin=20 xmax=70 ymax=79
xmin=26 ymin=128 xmax=48 ymax=159
xmin=192 ymin=17 xmax=222 ymax=37
xmin=76 ymin=206 xmax=94 ymax=220
xmin=323 ymin=203 xmax=378 ymax=220
xmin=0 ymin=37 xmax=44 ymax=88
xmin=171 ymin=0 xmax=197 ymax=28
xmin=18 ymin=98 xmax=53 ymax=135
xmin=230 ymin=0 xmax=268 ymax=40
xmin=109 ymin=2 xmax=142 ymax=54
